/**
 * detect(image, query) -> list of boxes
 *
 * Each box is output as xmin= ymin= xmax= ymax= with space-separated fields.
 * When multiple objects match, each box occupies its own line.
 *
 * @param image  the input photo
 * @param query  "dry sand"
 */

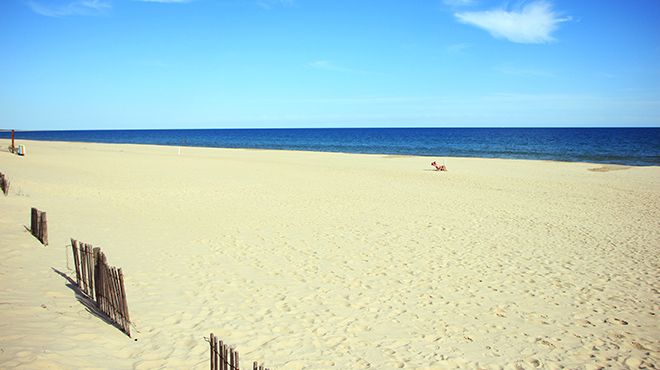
xmin=1 ymin=139 xmax=658 ymax=370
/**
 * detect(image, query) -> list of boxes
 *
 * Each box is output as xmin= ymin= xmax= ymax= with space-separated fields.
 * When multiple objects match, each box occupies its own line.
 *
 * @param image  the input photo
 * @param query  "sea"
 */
xmin=2 ymin=128 xmax=659 ymax=166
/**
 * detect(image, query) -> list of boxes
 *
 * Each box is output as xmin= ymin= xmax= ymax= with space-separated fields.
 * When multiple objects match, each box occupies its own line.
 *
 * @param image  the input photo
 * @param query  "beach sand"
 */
xmin=1 ymin=139 xmax=658 ymax=369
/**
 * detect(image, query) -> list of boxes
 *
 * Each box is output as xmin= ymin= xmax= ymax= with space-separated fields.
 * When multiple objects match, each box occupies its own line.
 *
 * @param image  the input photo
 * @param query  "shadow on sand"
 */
xmin=51 ymin=267 xmax=127 ymax=335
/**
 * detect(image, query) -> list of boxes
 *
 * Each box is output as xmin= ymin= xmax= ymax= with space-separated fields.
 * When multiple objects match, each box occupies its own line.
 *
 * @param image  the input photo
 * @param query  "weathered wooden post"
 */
xmin=93 ymin=248 xmax=102 ymax=304
xmin=210 ymin=333 xmax=217 ymax=370
xmin=30 ymin=208 xmax=48 ymax=245
xmin=11 ymin=130 xmax=15 ymax=152
xmin=71 ymin=239 xmax=81 ymax=285
xmin=86 ymin=244 xmax=94 ymax=296
xmin=0 ymin=173 xmax=9 ymax=196
xmin=118 ymin=268 xmax=131 ymax=336
xmin=39 ymin=212 xmax=48 ymax=246
xmin=30 ymin=208 xmax=38 ymax=238
xmin=82 ymin=246 xmax=89 ymax=294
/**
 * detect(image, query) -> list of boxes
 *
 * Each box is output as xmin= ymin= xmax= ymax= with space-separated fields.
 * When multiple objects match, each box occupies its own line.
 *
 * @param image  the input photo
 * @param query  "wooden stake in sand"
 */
xmin=118 ymin=269 xmax=131 ymax=336
xmin=88 ymin=245 xmax=96 ymax=296
xmin=0 ymin=172 xmax=9 ymax=196
xmin=93 ymin=248 xmax=101 ymax=303
xmin=39 ymin=212 xmax=48 ymax=246
xmin=210 ymin=333 xmax=217 ymax=370
xmin=30 ymin=208 xmax=48 ymax=245
xmin=71 ymin=239 xmax=81 ymax=286
xmin=31 ymin=208 xmax=37 ymax=236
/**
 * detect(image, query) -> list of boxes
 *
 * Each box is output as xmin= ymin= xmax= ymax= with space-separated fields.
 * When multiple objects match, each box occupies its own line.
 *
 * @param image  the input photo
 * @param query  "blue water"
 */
xmin=2 ymin=128 xmax=659 ymax=166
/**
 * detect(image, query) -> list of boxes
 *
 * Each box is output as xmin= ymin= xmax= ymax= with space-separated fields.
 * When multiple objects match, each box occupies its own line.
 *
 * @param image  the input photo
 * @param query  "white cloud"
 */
xmin=28 ymin=0 xmax=111 ymax=17
xmin=455 ymin=1 xmax=570 ymax=44
xmin=135 ymin=0 xmax=193 ymax=3
xmin=257 ymin=0 xmax=294 ymax=10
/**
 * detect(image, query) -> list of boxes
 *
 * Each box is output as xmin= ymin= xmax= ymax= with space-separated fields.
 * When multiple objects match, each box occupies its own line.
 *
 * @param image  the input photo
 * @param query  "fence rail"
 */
xmin=209 ymin=333 xmax=270 ymax=370
xmin=0 ymin=172 xmax=9 ymax=195
xmin=30 ymin=208 xmax=48 ymax=245
xmin=71 ymin=239 xmax=131 ymax=336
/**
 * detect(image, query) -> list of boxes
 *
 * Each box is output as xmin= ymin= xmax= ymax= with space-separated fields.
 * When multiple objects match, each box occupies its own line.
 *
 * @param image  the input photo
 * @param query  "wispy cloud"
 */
xmin=455 ymin=1 xmax=570 ymax=44
xmin=257 ymin=0 xmax=294 ymax=10
xmin=28 ymin=0 xmax=111 ymax=17
xmin=134 ymin=0 xmax=194 ymax=3
xmin=308 ymin=60 xmax=372 ymax=74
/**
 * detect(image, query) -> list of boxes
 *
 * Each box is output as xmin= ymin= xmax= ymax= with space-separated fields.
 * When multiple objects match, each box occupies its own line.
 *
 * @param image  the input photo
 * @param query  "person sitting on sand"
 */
xmin=431 ymin=161 xmax=447 ymax=171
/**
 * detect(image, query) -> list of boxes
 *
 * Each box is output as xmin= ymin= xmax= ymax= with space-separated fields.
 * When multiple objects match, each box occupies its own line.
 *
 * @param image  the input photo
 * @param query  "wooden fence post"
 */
xmin=31 ymin=208 xmax=37 ymax=238
xmin=112 ymin=268 xmax=120 ymax=322
xmin=86 ymin=244 xmax=95 ymax=297
xmin=222 ymin=342 xmax=226 ymax=370
xmin=71 ymin=239 xmax=81 ymax=285
xmin=210 ymin=333 xmax=216 ymax=370
xmin=118 ymin=269 xmax=131 ymax=336
xmin=93 ymin=248 xmax=101 ymax=304
xmin=29 ymin=208 xmax=47 ymax=245
xmin=223 ymin=344 xmax=228 ymax=370
xmin=39 ymin=212 xmax=48 ymax=246
xmin=98 ymin=252 xmax=106 ymax=317
xmin=80 ymin=245 xmax=87 ymax=294
xmin=0 ymin=173 xmax=9 ymax=196
xmin=86 ymin=244 xmax=93 ymax=295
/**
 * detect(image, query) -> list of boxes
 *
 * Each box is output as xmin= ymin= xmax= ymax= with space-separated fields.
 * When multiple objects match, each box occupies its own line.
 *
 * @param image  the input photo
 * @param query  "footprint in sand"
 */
xmin=492 ymin=306 xmax=506 ymax=317
xmin=525 ymin=358 xmax=541 ymax=368
xmin=631 ymin=341 xmax=649 ymax=350
xmin=604 ymin=317 xmax=629 ymax=325
xmin=537 ymin=338 xmax=555 ymax=348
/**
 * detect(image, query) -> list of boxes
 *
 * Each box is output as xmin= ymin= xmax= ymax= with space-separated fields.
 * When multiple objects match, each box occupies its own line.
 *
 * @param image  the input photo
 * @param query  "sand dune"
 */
xmin=1 ymin=139 xmax=658 ymax=369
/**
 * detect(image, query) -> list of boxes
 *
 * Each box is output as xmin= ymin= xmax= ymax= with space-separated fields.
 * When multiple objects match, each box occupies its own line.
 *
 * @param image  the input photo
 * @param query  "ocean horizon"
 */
xmin=3 ymin=127 xmax=659 ymax=166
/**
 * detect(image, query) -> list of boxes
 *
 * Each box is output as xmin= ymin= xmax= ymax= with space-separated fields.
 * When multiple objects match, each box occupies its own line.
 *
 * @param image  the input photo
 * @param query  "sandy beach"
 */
xmin=0 ymin=139 xmax=658 ymax=369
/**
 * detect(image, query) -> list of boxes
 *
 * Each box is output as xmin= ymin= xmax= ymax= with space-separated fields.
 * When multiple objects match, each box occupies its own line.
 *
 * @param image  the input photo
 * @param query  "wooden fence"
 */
xmin=209 ymin=333 xmax=270 ymax=370
xmin=0 ymin=172 xmax=9 ymax=196
xmin=30 ymin=208 xmax=48 ymax=245
xmin=71 ymin=239 xmax=131 ymax=336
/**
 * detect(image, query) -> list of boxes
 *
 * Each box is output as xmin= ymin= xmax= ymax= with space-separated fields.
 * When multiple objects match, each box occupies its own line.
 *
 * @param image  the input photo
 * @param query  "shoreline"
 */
xmin=4 ymin=126 xmax=660 ymax=167
xmin=1 ymin=139 xmax=658 ymax=369
xmin=4 ymin=138 xmax=659 ymax=169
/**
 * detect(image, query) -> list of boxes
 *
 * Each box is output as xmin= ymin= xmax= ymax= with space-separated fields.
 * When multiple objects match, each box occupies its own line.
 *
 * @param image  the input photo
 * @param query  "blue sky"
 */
xmin=1 ymin=0 xmax=659 ymax=129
